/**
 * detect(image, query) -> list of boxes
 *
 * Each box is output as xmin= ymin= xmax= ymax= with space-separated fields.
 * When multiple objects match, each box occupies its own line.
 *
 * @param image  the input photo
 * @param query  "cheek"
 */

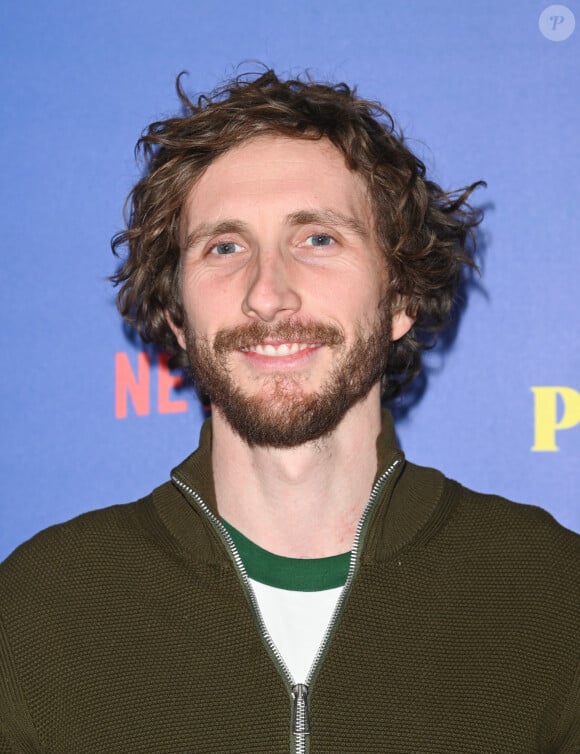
xmin=181 ymin=277 xmax=244 ymax=337
xmin=342 ymin=268 xmax=388 ymax=314
xmin=180 ymin=267 xmax=218 ymax=316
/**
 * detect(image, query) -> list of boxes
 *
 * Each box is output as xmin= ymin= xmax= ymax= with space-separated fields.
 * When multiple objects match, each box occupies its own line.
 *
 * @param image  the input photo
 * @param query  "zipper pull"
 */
xmin=291 ymin=684 xmax=311 ymax=736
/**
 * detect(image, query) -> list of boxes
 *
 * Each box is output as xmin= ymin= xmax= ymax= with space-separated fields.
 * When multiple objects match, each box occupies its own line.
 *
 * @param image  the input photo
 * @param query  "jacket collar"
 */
xmin=160 ymin=411 xmax=446 ymax=564
xmin=171 ymin=411 xmax=400 ymax=510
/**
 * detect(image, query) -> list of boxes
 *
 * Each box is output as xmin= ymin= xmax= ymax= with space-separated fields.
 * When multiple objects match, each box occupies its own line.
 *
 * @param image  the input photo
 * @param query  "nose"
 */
xmin=241 ymin=250 xmax=301 ymax=322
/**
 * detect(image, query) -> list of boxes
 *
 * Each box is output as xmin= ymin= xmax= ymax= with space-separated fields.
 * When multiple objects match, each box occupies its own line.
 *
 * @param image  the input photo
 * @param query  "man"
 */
xmin=1 ymin=70 xmax=579 ymax=753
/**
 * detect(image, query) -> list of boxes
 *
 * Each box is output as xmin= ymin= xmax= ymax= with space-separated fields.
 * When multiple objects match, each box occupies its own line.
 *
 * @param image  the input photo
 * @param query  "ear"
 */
xmin=165 ymin=310 xmax=187 ymax=351
xmin=391 ymin=304 xmax=415 ymax=342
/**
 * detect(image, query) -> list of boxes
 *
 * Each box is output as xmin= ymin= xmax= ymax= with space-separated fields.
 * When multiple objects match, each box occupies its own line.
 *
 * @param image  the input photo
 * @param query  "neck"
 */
xmin=211 ymin=386 xmax=383 ymax=558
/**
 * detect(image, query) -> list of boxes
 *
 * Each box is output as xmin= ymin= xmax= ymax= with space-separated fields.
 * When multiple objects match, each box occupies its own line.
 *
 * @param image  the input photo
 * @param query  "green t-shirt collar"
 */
xmin=222 ymin=519 xmax=350 ymax=591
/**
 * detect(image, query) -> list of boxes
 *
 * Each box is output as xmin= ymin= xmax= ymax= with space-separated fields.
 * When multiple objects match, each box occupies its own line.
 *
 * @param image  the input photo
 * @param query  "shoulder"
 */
xmin=398 ymin=461 xmax=580 ymax=585
xmin=401 ymin=459 xmax=578 ymax=543
xmin=400 ymin=460 xmax=578 ymax=544
xmin=444 ymin=473 xmax=580 ymax=554
xmin=3 ymin=497 xmax=141 ymax=556
xmin=417 ymin=469 xmax=580 ymax=608
xmin=0 ymin=490 xmax=169 ymax=598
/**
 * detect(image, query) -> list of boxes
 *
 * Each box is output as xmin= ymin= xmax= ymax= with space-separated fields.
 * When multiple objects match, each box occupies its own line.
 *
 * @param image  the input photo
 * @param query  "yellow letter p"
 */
xmin=531 ymin=386 xmax=580 ymax=451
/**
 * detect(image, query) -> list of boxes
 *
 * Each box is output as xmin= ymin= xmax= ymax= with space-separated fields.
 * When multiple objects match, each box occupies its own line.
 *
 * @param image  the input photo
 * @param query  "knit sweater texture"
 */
xmin=1 ymin=414 xmax=579 ymax=753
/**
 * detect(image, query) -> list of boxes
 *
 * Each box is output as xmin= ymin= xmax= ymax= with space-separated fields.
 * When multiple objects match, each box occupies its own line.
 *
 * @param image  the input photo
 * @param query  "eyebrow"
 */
xmin=182 ymin=208 xmax=370 ymax=251
xmin=182 ymin=220 xmax=250 ymax=252
xmin=285 ymin=209 xmax=370 ymax=240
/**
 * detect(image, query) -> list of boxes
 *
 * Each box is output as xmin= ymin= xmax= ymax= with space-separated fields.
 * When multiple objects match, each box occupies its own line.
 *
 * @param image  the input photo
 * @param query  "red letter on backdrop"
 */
xmin=115 ymin=352 xmax=151 ymax=418
xmin=157 ymin=353 xmax=188 ymax=414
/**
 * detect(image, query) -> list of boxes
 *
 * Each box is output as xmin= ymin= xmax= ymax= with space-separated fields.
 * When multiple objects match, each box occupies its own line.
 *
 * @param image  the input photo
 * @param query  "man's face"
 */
xmin=170 ymin=135 xmax=412 ymax=447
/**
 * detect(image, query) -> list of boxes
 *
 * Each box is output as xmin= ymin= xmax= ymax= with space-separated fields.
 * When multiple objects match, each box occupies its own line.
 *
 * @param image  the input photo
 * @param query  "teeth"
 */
xmin=242 ymin=343 xmax=315 ymax=356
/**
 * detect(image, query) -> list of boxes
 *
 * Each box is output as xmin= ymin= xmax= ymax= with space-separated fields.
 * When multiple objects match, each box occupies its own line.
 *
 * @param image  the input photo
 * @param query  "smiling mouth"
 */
xmin=240 ymin=342 xmax=320 ymax=356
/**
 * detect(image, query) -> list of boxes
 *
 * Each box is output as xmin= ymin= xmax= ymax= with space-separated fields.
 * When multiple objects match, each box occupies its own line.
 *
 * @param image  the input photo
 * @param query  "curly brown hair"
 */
xmin=111 ymin=68 xmax=484 ymax=399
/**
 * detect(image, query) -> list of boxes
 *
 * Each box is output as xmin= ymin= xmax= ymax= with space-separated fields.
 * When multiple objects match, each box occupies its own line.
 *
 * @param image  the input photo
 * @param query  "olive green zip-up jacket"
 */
xmin=1 ymin=415 xmax=579 ymax=753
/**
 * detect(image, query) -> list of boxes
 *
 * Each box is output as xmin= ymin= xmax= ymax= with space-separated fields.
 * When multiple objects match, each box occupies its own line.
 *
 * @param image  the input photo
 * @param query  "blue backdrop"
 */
xmin=1 ymin=0 xmax=579 ymax=560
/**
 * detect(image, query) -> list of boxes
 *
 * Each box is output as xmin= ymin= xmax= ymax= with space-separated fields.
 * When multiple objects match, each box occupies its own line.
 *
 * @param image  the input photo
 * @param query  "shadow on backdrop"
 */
xmin=388 ymin=205 xmax=492 ymax=424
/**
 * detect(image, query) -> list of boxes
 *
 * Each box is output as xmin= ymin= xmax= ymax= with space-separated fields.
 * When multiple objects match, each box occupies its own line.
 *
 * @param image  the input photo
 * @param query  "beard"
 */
xmin=185 ymin=310 xmax=391 ymax=448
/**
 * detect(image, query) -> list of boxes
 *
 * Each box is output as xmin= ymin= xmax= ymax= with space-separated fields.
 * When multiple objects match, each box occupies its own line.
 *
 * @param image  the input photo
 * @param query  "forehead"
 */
xmin=182 ymin=135 xmax=372 ymax=224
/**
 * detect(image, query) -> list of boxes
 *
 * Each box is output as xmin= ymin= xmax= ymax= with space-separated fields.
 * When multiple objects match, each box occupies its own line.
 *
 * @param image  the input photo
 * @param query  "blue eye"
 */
xmin=210 ymin=241 xmax=243 ymax=255
xmin=305 ymin=234 xmax=334 ymax=247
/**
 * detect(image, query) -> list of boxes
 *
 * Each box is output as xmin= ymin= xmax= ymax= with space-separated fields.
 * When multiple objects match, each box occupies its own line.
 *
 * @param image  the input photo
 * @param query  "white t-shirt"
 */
xmin=222 ymin=518 xmax=350 ymax=684
xmin=250 ymin=579 xmax=342 ymax=683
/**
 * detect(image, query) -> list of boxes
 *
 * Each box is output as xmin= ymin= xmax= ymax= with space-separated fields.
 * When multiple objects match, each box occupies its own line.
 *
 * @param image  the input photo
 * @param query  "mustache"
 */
xmin=213 ymin=321 xmax=345 ymax=353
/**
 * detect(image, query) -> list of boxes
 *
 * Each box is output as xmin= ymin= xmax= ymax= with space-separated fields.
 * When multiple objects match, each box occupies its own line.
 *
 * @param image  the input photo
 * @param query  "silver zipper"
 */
xmin=171 ymin=475 xmax=295 ymax=684
xmin=172 ymin=456 xmax=400 ymax=754
xmin=303 ymin=458 xmax=401 ymax=690
xmin=291 ymin=683 xmax=310 ymax=752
